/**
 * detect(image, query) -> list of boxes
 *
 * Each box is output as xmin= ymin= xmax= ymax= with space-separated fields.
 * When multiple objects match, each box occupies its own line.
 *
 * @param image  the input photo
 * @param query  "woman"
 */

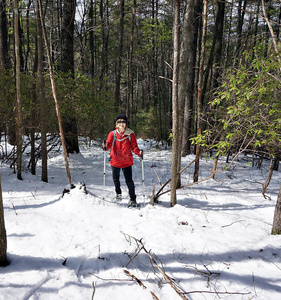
xmin=103 ymin=114 xmax=143 ymax=207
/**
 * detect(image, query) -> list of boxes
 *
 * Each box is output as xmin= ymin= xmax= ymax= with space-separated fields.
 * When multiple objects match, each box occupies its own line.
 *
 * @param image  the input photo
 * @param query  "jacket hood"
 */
xmin=124 ymin=128 xmax=134 ymax=136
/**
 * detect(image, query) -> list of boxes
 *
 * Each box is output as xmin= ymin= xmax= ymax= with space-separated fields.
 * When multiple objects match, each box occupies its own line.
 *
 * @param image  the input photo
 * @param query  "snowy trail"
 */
xmin=1 ymin=141 xmax=281 ymax=299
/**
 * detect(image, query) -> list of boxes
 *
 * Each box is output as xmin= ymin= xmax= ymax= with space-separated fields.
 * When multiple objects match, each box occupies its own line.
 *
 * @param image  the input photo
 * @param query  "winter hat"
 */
xmin=115 ymin=114 xmax=128 ymax=124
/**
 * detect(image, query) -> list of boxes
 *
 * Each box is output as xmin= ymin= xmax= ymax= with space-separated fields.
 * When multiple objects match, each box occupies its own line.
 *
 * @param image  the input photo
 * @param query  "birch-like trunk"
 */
xmin=170 ymin=0 xmax=181 ymax=207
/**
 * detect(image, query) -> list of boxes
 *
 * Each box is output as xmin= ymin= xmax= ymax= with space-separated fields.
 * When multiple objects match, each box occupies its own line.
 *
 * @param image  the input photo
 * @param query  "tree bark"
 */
xmin=114 ymin=0 xmax=125 ymax=111
xmin=177 ymin=0 xmax=193 ymax=187
xmin=262 ymin=156 xmax=274 ymax=197
xmin=234 ymin=0 xmax=247 ymax=64
xmin=89 ymin=0 xmax=95 ymax=78
xmin=126 ymin=0 xmax=136 ymax=124
xmin=182 ymin=0 xmax=202 ymax=156
xmin=61 ymin=0 xmax=79 ymax=154
xmin=211 ymin=0 xmax=225 ymax=90
xmin=99 ymin=0 xmax=109 ymax=89
xmin=0 ymin=176 xmax=8 ymax=267
xmin=14 ymin=0 xmax=23 ymax=180
xmin=36 ymin=0 xmax=48 ymax=182
xmin=37 ymin=0 xmax=72 ymax=185
xmin=272 ymin=183 xmax=281 ymax=235
xmin=194 ymin=0 xmax=208 ymax=183
xmin=170 ymin=0 xmax=181 ymax=207
xmin=0 ymin=0 xmax=10 ymax=69
xmin=202 ymin=0 xmax=225 ymax=105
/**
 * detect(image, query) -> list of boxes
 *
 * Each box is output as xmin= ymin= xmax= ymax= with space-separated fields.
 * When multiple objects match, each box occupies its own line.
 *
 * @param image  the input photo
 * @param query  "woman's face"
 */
xmin=116 ymin=119 xmax=126 ymax=132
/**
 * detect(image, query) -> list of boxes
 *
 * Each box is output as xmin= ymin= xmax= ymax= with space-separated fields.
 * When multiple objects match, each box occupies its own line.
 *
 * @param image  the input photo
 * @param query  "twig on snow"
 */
xmin=185 ymin=264 xmax=251 ymax=297
xmin=221 ymin=220 xmax=246 ymax=228
xmin=91 ymin=281 xmax=96 ymax=300
xmin=123 ymin=269 xmax=160 ymax=300
xmin=184 ymin=290 xmax=251 ymax=296
xmin=186 ymin=264 xmax=220 ymax=288
xmin=11 ymin=202 xmax=18 ymax=216
xmin=123 ymin=269 xmax=146 ymax=288
xmin=122 ymin=232 xmax=189 ymax=300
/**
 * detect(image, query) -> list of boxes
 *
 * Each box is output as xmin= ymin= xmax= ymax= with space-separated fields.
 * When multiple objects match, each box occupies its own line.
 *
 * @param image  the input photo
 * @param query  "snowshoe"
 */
xmin=128 ymin=200 xmax=140 ymax=208
xmin=114 ymin=194 xmax=122 ymax=202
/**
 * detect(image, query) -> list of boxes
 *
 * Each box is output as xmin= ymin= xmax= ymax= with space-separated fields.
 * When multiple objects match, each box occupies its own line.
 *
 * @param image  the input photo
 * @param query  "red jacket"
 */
xmin=106 ymin=128 xmax=141 ymax=168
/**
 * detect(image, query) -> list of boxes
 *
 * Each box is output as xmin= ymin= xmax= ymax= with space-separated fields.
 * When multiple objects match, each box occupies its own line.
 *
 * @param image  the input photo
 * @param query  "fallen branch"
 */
xmin=123 ymin=270 xmax=160 ymax=300
xmin=123 ymin=234 xmax=253 ymax=299
xmin=123 ymin=233 xmax=189 ymax=300
xmin=123 ymin=269 xmax=146 ymax=288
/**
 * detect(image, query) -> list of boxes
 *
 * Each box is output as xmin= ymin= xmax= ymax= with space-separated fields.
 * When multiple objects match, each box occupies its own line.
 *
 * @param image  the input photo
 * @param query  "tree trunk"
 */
xmin=0 ymin=176 xmax=8 ymax=267
xmin=114 ymin=0 xmax=125 ymax=111
xmin=30 ymin=100 xmax=36 ymax=175
xmin=36 ymin=0 xmax=48 ymax=182
xmin=202 ymin=0 xmax=225 ymax=105
xmin=0 ymin=0 xmax=10 ymax=69
xmin=211 ymin=0 xmax=225 ymax=90
xmin=126 ymin=0 xmax=136 ymax=124
xmin=170 ymin=0 xmax=181 ymax=207
xmin=89 ymin=0 xmax=95 ymax=78
xmin=262 ymin=156 xmax=274 ymax=197
xmin=14 ymin=0 xmax=23 ymax=180
xmin=211 ymin=155 xmax=219 ymax=179
xmin=99 ymin=0 xmax=109 ymax=89
xmin=194 ymin=0 xmax=208 ymax=183
xmin=177 ymin=0 xmax=193 ymax=187
xmin=182 ymin=0 xmax=202 ymax=156
xmin=273 ymin=158 xmax=279 ymax=171
xmin=234 ymin=0 xmax=247 ymax=64
xmin=31 ymin=14 xmax=39 ymax=176
xmin=24 ymin=0 xmax=32 ymax=72
xmin=37 ymin=0 xmax=72 ymax=185
xmin=61 ymin=0 xmax=79 ymax=154
xmin=272 ymin=183 xmax=281 ymax=235
xmin=1 ymin=0 xmax=14 ymax=147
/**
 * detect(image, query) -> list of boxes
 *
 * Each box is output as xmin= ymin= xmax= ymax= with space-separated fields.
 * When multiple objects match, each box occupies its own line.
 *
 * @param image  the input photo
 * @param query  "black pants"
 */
xmin=111 ymin=166 xmax=136 ymax=201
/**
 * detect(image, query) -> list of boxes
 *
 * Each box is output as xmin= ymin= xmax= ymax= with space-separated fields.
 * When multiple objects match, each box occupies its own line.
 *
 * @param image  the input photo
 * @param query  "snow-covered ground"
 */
xmin=1 ymin=139 xmax=281 ymax=300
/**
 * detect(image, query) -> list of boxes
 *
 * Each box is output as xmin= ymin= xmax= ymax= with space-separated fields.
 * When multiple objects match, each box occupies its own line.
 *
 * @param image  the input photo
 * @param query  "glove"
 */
xmin=102 ymin=140 xmax=107 ymax=151
xmin=140 ymin=150 xmax=144 ymax=159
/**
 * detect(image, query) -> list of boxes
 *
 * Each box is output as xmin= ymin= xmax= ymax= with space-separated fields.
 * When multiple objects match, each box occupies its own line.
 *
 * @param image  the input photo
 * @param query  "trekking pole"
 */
xmin=141 ymin=151 xmax=145 ymax=206
xmin=103 ymin=140 xmax=106 ymax=186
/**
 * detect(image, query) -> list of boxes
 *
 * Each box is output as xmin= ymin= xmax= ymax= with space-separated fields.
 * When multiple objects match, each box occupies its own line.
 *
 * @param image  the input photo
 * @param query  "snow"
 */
xmin=1 ymin=139 xmax=281 ymax=300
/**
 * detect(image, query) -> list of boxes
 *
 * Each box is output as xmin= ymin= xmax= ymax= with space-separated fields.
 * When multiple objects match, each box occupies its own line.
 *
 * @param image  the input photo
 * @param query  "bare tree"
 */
xmin=170 ymin=0 xmax=181 ymax=207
